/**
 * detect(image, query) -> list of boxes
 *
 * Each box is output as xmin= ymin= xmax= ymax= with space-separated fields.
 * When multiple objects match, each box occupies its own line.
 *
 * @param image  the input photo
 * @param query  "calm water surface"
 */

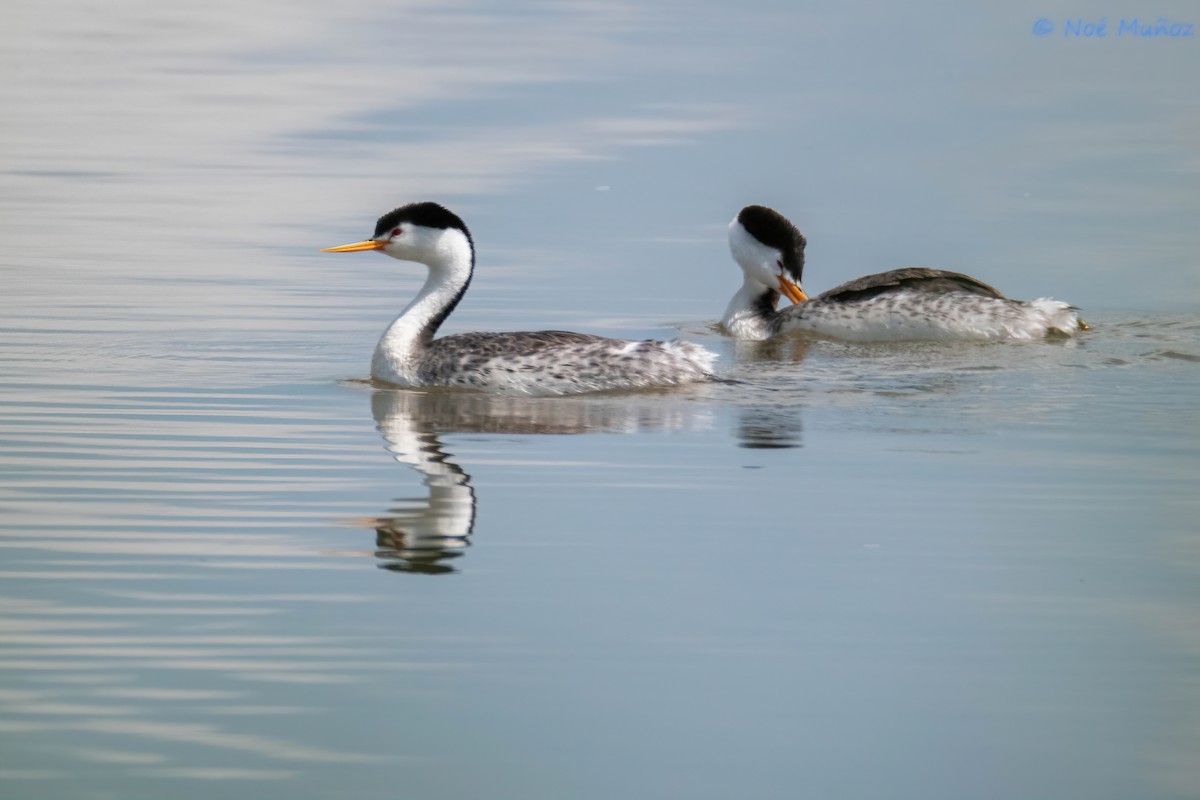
xmin=3 ymin=2 xmax=1199 ymax=799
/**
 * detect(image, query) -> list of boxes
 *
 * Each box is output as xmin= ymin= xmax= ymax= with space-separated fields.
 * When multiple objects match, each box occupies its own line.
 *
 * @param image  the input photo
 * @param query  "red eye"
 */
xmin=391 ymin=227 xmax=402 ymax=237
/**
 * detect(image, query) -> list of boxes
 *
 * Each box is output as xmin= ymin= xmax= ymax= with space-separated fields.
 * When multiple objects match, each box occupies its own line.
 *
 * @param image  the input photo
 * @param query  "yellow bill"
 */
xmin=778 ymin=275 xmax=808 ymax=304
xmin=321 ymin=240 xmax=384 ymax=253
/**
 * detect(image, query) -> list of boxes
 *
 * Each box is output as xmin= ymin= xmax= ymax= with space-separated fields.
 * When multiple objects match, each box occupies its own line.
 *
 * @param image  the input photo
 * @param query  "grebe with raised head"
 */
xmin=722 ymin=205 xmax=1087 ymax=342
xmin=323 ymin=202 xmax=717 ymax=395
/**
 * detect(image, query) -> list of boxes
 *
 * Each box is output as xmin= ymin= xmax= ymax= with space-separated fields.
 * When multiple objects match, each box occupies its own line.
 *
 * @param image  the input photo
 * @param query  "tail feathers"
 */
xmin=662 ymin=339 xmax=719 ymax=375
xmin=1030 ymin=298 xmax=1088 ymax=335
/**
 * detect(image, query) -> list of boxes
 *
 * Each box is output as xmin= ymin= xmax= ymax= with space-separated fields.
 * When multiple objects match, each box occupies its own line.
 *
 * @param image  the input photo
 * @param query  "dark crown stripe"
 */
xmin=737 ymin=205 xmax=806 ymax=283
xmin=373 ymin=202 xmax=473 ymax=250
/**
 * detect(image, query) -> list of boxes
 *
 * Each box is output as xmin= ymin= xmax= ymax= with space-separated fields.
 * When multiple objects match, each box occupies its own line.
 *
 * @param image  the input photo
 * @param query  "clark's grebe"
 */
xmin=323 ymin=202 xmax=717 ymax=394
xmin=722 ymin=205 xmax=1087 ymax=342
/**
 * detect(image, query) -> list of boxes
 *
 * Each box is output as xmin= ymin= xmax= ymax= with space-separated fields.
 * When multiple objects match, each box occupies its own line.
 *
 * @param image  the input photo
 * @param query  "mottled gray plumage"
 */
xmin=818 ymin=268 xmax=1004 ymax=302
xmin=417 ymin=330 xmax=714 ymax=394
xmin=768 ymin=286 xmax=1082 ymax=341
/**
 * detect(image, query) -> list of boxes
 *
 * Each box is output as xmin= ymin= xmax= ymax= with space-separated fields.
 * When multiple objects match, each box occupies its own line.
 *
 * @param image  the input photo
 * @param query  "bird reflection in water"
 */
xmin=729 ymin=336 xmax=811 ymax=449
xmin=363 ymin=391 xmax=475 ymax=574
xmin=363 ymin=387 xmax=717 ymax=573
xmin=736 ymin=405 xmax=803 ymax=449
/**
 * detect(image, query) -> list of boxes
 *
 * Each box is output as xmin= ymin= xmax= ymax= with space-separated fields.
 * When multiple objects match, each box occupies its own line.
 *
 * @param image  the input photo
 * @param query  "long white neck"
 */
xmin=371 ymin=230 xmax=474 ymax=383
xmin=721 ymin=275 xmax=779 ymax=341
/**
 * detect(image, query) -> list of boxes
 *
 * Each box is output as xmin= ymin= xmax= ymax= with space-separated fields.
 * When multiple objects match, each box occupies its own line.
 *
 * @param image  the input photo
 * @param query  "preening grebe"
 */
xmin=722 ymin=205 xmax=1087 ymax=342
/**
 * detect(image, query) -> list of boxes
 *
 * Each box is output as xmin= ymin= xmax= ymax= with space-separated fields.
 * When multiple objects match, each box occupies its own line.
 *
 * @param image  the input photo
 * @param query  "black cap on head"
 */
xmin=737 ymin=205 xmax=806 ymax=282
xmin=373 ymin=202 xmax=472 ymax=243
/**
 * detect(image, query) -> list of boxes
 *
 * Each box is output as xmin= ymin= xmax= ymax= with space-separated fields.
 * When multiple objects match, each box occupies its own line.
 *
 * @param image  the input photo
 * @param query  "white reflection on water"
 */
xmin=137 ymin=767 xmax=296 ymax=780
xmin=74 ymin=748 xmax=169 ymax=766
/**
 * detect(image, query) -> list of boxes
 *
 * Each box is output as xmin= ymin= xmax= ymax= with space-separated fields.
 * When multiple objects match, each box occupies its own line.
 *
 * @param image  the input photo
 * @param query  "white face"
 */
xmin=728 ymin=218 xmax=786 ymax=291
xmin=376 ymin=222 xmax=451 ymax=265
xmin=321 ymin=216 xmax=472 ymax=277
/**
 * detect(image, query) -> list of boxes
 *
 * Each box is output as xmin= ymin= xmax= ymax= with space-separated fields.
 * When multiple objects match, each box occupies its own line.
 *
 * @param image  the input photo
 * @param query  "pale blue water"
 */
xmin=2 ymin=2 xmax=1199 ymax=799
